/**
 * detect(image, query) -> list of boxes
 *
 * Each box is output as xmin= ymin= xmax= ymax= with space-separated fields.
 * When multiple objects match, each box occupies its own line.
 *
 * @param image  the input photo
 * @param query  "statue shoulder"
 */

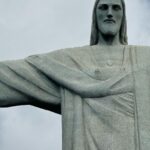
xmin=127 ymin=45 xmax=150 ymax=68
xmin=43 ymin=45 xmax=93 ymax=58
xmin=53 ymin=45 xmax=92 ymax=54
xmin=127 ymin=45 xmax=150 ymax=50
xmin=127 ymin=45 xmax=150 ymax=55
xmin=26 ymin=45 xmax=93 ymax=65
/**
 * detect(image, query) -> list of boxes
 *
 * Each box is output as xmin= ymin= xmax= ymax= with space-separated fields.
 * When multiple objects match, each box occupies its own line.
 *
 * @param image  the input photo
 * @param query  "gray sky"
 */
xmin=0 ymin=0 xmax=150 ymax=150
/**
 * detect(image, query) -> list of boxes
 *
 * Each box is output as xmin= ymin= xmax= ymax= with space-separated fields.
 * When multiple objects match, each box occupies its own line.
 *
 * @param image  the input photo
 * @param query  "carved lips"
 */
xmin=104 ymin=19 xmax=115 ymax=23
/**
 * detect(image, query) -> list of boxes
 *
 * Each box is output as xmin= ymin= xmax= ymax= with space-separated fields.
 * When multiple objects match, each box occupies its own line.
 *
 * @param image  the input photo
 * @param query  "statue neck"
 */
xmin=97 ymin=33 xmax=121 ymax=46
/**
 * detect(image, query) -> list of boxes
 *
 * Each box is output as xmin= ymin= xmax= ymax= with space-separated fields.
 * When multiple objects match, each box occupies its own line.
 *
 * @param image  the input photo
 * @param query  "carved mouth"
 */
xmin=104 ymin=19 xmax=115 ymax=23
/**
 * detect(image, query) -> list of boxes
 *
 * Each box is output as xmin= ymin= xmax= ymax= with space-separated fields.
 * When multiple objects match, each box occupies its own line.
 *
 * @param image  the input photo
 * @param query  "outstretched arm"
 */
xmin=0 ymin=57 xmax=61 ymax=114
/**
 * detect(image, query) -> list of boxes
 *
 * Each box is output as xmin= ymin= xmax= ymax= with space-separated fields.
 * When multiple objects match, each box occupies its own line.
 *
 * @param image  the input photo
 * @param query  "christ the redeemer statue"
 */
xmin=0 ymin=0 xmax=150 ymax=150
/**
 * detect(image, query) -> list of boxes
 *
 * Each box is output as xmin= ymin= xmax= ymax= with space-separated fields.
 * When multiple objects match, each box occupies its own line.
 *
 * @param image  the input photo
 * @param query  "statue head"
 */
xmin=90 ymin=0 xmax=128 ymax=45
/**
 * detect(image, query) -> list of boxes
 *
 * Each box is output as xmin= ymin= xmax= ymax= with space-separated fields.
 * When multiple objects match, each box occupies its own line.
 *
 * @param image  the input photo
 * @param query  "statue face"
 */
xmin=96 ymin=0 xmax=123 ymax=36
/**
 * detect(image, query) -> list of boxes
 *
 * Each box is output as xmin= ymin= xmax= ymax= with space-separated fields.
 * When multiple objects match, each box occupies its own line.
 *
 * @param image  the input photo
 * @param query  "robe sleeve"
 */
xmin=0 ymin=56 xmax=61 ymax=114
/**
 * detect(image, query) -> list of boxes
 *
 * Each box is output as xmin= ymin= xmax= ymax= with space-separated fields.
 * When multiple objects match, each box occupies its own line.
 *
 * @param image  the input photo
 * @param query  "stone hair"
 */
xmin=90 ymin=0 xmax=128 ymax=45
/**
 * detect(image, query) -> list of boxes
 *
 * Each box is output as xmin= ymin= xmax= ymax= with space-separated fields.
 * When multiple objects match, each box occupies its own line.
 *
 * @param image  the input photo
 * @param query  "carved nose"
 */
xmin=107 ymin=8 xmax=113 ymax=18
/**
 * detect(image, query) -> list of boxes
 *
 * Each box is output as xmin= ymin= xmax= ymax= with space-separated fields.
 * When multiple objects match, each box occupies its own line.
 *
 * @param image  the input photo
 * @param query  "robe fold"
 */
xmin=0 ymin=45 xmax=150 ymax=150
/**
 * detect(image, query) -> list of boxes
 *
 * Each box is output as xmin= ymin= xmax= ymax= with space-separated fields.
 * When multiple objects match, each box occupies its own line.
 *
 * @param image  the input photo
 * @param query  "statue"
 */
xmin=0 ymin=0 xmax=150 ymax=150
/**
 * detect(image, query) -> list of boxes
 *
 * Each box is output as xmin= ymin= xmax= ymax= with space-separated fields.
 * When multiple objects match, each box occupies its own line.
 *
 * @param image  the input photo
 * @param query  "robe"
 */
xmin=0 ymin=45 xmax=150 ymax=150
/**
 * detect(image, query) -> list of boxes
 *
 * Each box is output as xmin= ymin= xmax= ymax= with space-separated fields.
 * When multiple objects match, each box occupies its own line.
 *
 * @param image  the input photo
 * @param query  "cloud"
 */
xmin=0 ymin=107 xmax=62 ymax=150
xmin=126 ymin=0 xmax=150 ymax=45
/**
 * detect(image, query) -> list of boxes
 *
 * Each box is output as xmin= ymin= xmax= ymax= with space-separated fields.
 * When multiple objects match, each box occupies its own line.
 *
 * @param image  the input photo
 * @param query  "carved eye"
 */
xmin=98 ymin=4 xmax=108 ymax=11
xmin=113 ymin=5 xmax=121 ymax=11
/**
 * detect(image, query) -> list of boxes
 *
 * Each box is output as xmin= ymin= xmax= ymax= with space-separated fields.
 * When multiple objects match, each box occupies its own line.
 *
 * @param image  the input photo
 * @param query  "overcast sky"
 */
xmin=0 ymin=0 xmax=150 ymax=150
